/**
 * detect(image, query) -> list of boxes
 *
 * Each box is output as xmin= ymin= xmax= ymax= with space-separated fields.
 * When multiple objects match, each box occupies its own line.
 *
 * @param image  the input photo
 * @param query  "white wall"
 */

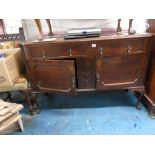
xmin=22 ymin=19 xmax=147 ymax=40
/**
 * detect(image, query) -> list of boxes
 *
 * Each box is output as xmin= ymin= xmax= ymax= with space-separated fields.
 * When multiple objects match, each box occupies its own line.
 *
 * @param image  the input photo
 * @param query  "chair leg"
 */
xmin=4 ymin=92 xmax=13 ymax=102
xmin=31 ymin=93 xmax=41 ymax=114
xmin=20 ymin=89 xmax=41 ymax=115
xmin=24 ymin=89 xmax=34 ymax=115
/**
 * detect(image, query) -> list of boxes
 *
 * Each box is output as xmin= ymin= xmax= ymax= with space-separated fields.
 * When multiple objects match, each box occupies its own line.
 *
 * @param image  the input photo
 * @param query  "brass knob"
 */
xmin=68 ymin=49 xmax=72 ymax=56
xmin=42 ymin=51 xmax=46 ymax=58
xmin=99 ymin=47 xmax=103 ymax=55
xmin=127 ymin=45 xmax=131 ymax=53
xmin=72 ymin=76 xmax=75 ymax=87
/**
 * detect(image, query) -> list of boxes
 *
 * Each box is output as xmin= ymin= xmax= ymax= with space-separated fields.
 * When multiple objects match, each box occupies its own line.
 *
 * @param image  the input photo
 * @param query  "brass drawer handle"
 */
xmin=96 ymin=74 xmax=100 ymax=82
xmin=68 ymin=49 xmax=72 ymax=56
xmin=72 ymin=76 xmax=76 ymax=87
xmin=127 ymin=45 xmax=131 ymax=53
xmin=42 ymin=51 xmax=46 ymax=58
xmin=99 ymin=47 xmax=103 ymax=55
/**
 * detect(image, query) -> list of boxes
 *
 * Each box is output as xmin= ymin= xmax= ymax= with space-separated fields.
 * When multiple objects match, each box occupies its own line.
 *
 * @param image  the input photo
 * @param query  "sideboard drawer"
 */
xmin=101 ymin=40 xmax=129 ymax=57
xmin=28 ymin=43 xmax=85 ymax=59
xmin=86 ymin=38 xmax=146 ymax=57
xmin=86 ymin=40 xmax=128 ymax=57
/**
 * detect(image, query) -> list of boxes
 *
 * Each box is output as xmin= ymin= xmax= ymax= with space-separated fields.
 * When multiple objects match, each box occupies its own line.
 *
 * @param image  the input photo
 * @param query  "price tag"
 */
xmin=92 ymin=44 xmax=96 ymax=48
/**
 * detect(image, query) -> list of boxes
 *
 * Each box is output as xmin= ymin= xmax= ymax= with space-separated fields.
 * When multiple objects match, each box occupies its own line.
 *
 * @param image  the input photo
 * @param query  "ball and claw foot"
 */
xmin=29 ymin=102 xmax=41 ymax=115
xmin=136 ymin=102 xmax=142 ymax=110
xmin=135 ymin=89 xmax=144 ymax=110
xmin=29 ymin=109 xmax=35 ymax=115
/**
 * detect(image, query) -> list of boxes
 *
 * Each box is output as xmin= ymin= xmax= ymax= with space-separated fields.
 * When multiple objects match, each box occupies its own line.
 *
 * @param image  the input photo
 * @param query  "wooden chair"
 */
xmin=0 ymin=74 xmax=40 ymax=115
xmin=0 ymin=28 xmax=40 ymax=115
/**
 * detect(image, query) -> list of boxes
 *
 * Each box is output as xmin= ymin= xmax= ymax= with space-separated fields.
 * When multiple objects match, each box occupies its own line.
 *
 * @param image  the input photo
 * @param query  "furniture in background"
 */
xmin=116 ymin=19 xmax=135 ymax=34
xmin=0 ymin=99 xmax=23 ymax=135
xmin=0 ymin=27 xmax=25 ymax=42
xmin=0 ymin=75 xmax=40 ymax=115
xmin=141 ymin=19 xmax=155 ymax=116
xmin=46 ymin=19 xmax=53 ymax=36
xmin=0 ymin=28 xmax=40 ymax=115
xmin=20 ymin=32 xmax=152 ymax=111
xmin=34 ymin=19 xmax=53 ymax=39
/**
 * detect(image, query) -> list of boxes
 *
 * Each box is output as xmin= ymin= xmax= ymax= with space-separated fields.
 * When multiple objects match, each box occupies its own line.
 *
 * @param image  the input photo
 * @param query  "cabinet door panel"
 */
xmin=96 ymin=54 xmax=146 ymax=89
xmin=29 ymin=60 xmax=76 ymax=95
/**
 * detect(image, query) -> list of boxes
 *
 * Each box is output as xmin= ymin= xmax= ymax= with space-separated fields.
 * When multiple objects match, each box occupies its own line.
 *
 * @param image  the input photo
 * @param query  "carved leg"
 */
xmin=135 ymin=89 xmax=145 ymax=110
xmin=5 ymin=92 xmax=13 ymax=102
xmin=25 ymin=89 xmax=34 ymax=115
xmin=31 ymin=93 xmax=41 ymax=114
xmin=129 ymin=87 xmax=145 ymax=110
xmin=136 ymin=92 xmax=143 ymax=110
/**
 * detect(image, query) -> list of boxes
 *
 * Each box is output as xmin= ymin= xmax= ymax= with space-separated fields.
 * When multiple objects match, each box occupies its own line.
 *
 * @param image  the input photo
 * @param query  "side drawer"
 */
xmin=27 ymin=43 xmax=85 ymax=59
xmin=86 ymin=38 xmax=146 ymax=57
xmin=86 ymin=39 xmax=128 ymax=57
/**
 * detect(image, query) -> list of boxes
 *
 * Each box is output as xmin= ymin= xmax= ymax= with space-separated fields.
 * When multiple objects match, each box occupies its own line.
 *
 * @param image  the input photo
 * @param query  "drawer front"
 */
xmin=86 ymin=38 xmax=146 ymax=57
xmin=27 ymin=43 xmax=85 ymax=59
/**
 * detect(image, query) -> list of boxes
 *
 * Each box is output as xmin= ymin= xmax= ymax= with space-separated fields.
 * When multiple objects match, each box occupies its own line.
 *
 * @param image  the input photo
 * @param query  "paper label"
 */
xmin=92 ymin=44 xmax=96 ymax=48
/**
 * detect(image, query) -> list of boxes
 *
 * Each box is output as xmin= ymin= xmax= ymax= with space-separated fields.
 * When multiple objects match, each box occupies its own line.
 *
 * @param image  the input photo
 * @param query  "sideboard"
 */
xmin=20 ymin=32 xmax=152 ymax=114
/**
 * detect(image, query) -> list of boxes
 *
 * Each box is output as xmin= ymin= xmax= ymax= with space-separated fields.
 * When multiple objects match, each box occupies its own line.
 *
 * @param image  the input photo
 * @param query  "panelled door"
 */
xmin=28 ymin=60 xmax=76 ymax=95
xmin=96 ymin=53 xmax=147 ymax=90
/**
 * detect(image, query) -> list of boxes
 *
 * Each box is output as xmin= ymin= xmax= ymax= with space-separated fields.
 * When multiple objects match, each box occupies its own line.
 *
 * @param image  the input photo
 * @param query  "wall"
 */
xmin=22 ymin=19 xmax=147 ymax=40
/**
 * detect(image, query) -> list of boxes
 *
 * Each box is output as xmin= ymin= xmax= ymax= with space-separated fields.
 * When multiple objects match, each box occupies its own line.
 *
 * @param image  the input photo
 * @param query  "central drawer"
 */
xmin=28 ymin=43 xmax=85 ymax=59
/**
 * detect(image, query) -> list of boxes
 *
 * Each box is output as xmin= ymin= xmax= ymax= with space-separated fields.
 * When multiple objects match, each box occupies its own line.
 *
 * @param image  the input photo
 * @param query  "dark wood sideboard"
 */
xmin=20 ymin=32 xmax=152 ymax=113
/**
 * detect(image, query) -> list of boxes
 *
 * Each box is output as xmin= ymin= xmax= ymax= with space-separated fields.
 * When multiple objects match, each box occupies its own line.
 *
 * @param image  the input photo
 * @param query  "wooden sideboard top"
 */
xmin=20 ymin=32 xmax=152 ymax=46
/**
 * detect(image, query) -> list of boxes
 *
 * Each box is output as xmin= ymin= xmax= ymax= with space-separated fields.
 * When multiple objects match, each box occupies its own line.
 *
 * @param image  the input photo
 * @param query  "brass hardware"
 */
xmin=99 ymin=47 xmax=103 ymax=55
xmin=42 ymin=51 xmax=46 ymax=58
xmin=96 ymin=74 xmax=100 ymax=82
xmin=72 ymin=76 xmax=75 ymax=87
xmin=127 ymin=45 xmax=131 ymax=53
xmin=68 ymin=49 xmax=72 ymax=56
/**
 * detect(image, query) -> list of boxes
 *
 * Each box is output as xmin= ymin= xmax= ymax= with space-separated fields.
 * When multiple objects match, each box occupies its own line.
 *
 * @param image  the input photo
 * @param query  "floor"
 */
xmin=5 ymin=90 xmax=155 ymax=135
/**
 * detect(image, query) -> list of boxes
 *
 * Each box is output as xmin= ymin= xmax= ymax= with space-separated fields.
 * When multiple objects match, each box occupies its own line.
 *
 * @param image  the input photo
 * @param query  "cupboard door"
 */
xmin=29 ymin=60 xmax=76 ymax=95
xmin=96 ymin=54 xmax=146 ymax=90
